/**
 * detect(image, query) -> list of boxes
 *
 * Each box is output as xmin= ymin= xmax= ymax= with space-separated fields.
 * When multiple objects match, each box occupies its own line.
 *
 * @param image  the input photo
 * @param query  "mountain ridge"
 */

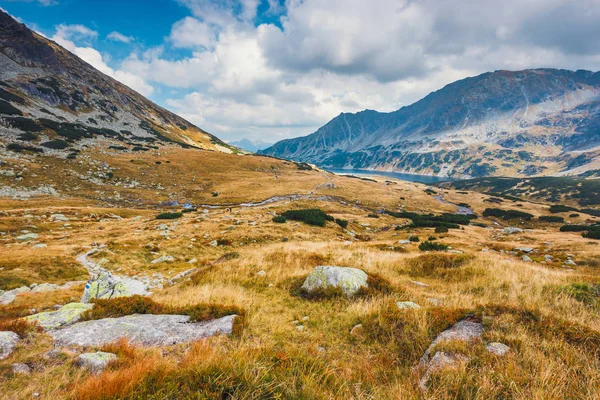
xmin=0 ymin=10 xmax=234 ymax=154
xmin=262 ymin=68 xmax=600 ymax=178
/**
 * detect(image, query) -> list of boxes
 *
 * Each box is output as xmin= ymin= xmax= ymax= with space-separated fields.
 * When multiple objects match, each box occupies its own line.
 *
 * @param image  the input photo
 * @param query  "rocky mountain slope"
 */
xmin=262 ymin=69 xmax=600 ymax=178
xmin=0 ymin=10 xmax=233 ymax=158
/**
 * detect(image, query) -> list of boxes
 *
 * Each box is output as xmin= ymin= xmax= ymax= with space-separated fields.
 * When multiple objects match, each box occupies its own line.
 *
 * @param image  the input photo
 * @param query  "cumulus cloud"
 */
xmin=107 ymin=31 xmax=134 ymax=44
xmin=52 ymin=24 xmax=153 ymax=96
xmin=45 ymin=1 xmax=600 ymax=143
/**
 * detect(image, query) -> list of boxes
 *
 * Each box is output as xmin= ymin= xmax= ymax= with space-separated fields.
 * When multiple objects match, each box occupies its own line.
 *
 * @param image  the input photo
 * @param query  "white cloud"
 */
xmin=107 ymin=31 xmax=134 ymax=44
xmin=44 ymin=1 xmax=600 ymax=143
xmin=170 ymin=17 xmax=216 ymax=49
xmin=52 ymin=24 xmax=153 ymax=96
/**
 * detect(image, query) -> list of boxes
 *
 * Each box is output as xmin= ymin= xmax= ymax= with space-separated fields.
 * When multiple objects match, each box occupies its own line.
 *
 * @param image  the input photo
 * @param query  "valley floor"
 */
xmin=1 ymin=149 xmax=599 ymax=399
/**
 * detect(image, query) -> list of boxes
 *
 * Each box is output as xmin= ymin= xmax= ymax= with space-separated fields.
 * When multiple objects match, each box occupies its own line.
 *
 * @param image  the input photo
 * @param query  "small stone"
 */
xmin=75 ymin=352 xmax=117 ymax=374
xmin=12 ymin=363 xmax=31 ymax=374
xmin=151 ymin=255 xmax=175 ymax=264
xmin=16 ymin=233 xmax=38 ymax=241
xmin=296 ymin=325 xmax=304 ymax=331
xmin=522 ymin=255 xmax=532 ymax=262
xmin=515 ymin=247 xmax=534 ymax=253
xmin=50 ymin=214 xmax=69 ymax=222
xmin=410 ymin=280 xmax=428 ymax=287
xmin=256 ymin=270 xmax=266 ymax=277
xmin=32 ymin=243 xmax=47 ymax=249
xmin=486 ymin=342 xmax=510 ymax=356
xmin=0 ymin=331 xmax=20 ymax=359
xmin=397 ymin=301 xmax=421 ymax=310
xmin=350 ymin=324 xmax=364 ymax=335
xmin=503 ymin=227 xmax=523 ymax=235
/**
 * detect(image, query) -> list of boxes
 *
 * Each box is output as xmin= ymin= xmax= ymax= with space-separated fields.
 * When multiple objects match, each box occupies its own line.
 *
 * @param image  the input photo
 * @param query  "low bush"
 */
xmin=281 ymin=209 xmax=334 ymax=227
xmin=335 ymin=218 xmax=348 ymax=229
xmin=419 ymin=241 xmax=449 ymax=252
xmin=0 ymin=99 xmax=22 ymax=115
xmin=41 ymin=139 xmax=70 ymax=150
xmin=539 ymin=216 xmax=564 ymax=223
xmin=409 ymin=235 xmax=420 ymax=242
xmin=435 ymin=226 xmax=449 ymax=233
xmin=6 ymin=143 xmax=43 ymax=153
xmin=408 ymin=253 xmax=473 ymax=277
xmin=549 ymin=204 xmax=578 ymax=213
xmin=483 ymin=208 xmax=533 ymax=220
xmin=17 ymin=132 xmax=38 ymax=141
xmin=560 ymin=225 xmax=591 ymax=232
xmin=272 ymin=215 xmax=287 ymax=223
xmin=384 ymin=210 xmax=475 ymax=229
xmin=428 ymin=236 xmax=437 ymax=241
xmin=367 ymin=213 xmax=380 ymax=218
xmin=156 ymin=212 xmax=183 ymax=220
xmin=583 ymin=229 xmax=600 ymax=240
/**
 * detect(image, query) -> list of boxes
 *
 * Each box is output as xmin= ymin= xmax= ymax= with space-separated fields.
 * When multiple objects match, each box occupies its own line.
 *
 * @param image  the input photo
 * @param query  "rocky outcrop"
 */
xmin=301 ymin=266 xmax=368 ymax=296
xmin=25 ymin=302 xmax=93 ymax=330
xmin=0 ymin=331 xmax=20 ymax=359
xmin=50 ymin=314 xmax=237 ymax=347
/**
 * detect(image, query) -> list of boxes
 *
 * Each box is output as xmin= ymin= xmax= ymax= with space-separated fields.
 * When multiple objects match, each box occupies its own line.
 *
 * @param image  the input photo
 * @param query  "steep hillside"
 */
xmin=262 ymin=69 xmax=600 ymax=178
xmin=0 ymin=10 xmax=234 ymax=156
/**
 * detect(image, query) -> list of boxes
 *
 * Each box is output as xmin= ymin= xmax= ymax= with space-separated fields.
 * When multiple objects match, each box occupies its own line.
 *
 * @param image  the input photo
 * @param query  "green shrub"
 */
xmin=41 ymin=139 xmax=70 ymax=149
xmin=569 ymin=213 xmax=580 ymax=218
xmin=384 ymin=210 xmax=474 ymax=229
xmin=539 ymin=216 xmax=564 ymax=223
xmin=435 ymin=226 xmax=449 ymax=233
xmin=335 ymin=218 xmax=348 ymax=229
xmin=560 ymin=225 xmax=592 ymax=232
xmin=409 ymin=235 xmax=420 ymax=242
xmin=419 ymin=241 xmax=449 ymax=251
xmin=549 ymin=204 xmax=578 ymax=214
xmin=156 ymin=212 xmax=183 ymax=220
xmin=6 ymin=143 xmax=43 ymax=153
xmin=583 ymin=230 xmax=600 ymax=240
xmin=367 ymin=213 xmax=380 ymax=218
xmin=272 ymin=215 xmax=287 ymax=223
xmin=281 ymin=209 xmax=334 ymax=227
xmin=555 ymin=283 xmax=600 ymax=308
xmin=17 ymin=132 xmax=38 ymax=141
xmin=428 ymin=236 xmax=437 ymax=241
xmin=483 ymin=208 xmax=533 ymax=220
xmin=0 ymin=99 xmax=22 ymax=115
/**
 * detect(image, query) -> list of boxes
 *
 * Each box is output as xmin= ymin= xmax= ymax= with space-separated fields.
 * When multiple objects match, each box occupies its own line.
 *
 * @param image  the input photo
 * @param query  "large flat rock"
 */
xmin=301 ymin=266 xmax=368 ymax=296
xmin=50 ymin=314 xmax=237 ymax=347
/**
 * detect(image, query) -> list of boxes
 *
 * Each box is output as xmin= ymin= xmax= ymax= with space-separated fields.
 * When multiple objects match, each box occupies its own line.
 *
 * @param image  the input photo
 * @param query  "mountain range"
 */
xmin=229 ymin=138 xmax=273 ymax=153
xmin=0 ymin=10 xmax=233 ymax=157
xmin=262 ymin=69 xmax=600 ymax=178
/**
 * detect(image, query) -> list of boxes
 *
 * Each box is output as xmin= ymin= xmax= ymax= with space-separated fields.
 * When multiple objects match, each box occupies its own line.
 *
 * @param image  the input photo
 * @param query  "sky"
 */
xmin=2 ymin=0 xmax=600 ymax=144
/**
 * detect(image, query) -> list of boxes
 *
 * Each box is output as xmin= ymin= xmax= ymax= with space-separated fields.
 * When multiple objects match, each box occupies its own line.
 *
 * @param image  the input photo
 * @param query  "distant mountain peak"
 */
xmin=262 ymin=68 xmax=600 ymax=178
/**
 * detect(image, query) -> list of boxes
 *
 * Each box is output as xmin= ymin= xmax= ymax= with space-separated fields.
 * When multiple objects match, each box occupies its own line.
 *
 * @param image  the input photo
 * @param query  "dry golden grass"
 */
xmin=1 ymin=150 xmax=599 ymax=399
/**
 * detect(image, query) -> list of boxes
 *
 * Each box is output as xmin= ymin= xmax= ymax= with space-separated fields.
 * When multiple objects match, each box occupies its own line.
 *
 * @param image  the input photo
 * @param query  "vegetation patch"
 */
xmin=0 ymin=99 xmax=22 ymax=115
xmin=6 ymin=143 xmax=43 ymax=153
xmin=538 ymin=216 xmax=564 ymax=223
xmin=156 ymin=212 xmax=183 ymax=220
xmin=40 ymin=139 xmax=70 ymax=150
xmin=384 ymin=210 xmax=475 ymax=229
xmin=81 ymin=295 xmax=244 ymax=330
xmin=281 ymin=208 xmax=334 ymax=227
xmin=555 ymin=283 xmax=600 ymax=309
xmin=408 ymin=253 xmax=474 ymax=278
xmin=272 ymin=215 xmax=287 ymax=223
xmin=292 ymin=273 xmax=395 ymax=301
xmin=335 ymin=218 xmax=348 ymax=229
xmin=550 ymin=205 xmax=578 ymax=213
xmin=483 ymin=208 xmax=533 ymax=220
xmin=419 ymin=241 xmax=449 ymax=251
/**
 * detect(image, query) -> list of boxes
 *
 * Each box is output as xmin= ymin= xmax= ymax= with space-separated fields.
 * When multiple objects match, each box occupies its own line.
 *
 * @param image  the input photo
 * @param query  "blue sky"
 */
xmin=2 ymin=0 xmax=600 ymax=143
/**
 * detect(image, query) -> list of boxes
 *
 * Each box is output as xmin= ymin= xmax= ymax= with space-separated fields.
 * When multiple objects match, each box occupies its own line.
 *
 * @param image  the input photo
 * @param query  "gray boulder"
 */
xmin=0 ymin=286 xmax=31 ymax=305
xmin=301 ymin=266 xmax=368 ymax=296
xmin=522 ymin=255 xmax=533 ymax=262
xmin=82 ymin=272 xmax=148 ymax=303
xmin=24 ymin=302 xmax=93 ymax=330
xmin=151 ymin=255 xmax=175 ymax=264
xmin=418 ymin=320 xmax=484 ymax=390
xmin=0 ymin=331 xmax=20 ymax=359
xmin=75 ymin=352 xmax=116 ymax=374
xmin=50 ymin=314 xmax=237 ymax=347
xmin=12 ymin=363 xmax=31 ymax=374
xmin=486 ymin=342 xmax=510 ymax=356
